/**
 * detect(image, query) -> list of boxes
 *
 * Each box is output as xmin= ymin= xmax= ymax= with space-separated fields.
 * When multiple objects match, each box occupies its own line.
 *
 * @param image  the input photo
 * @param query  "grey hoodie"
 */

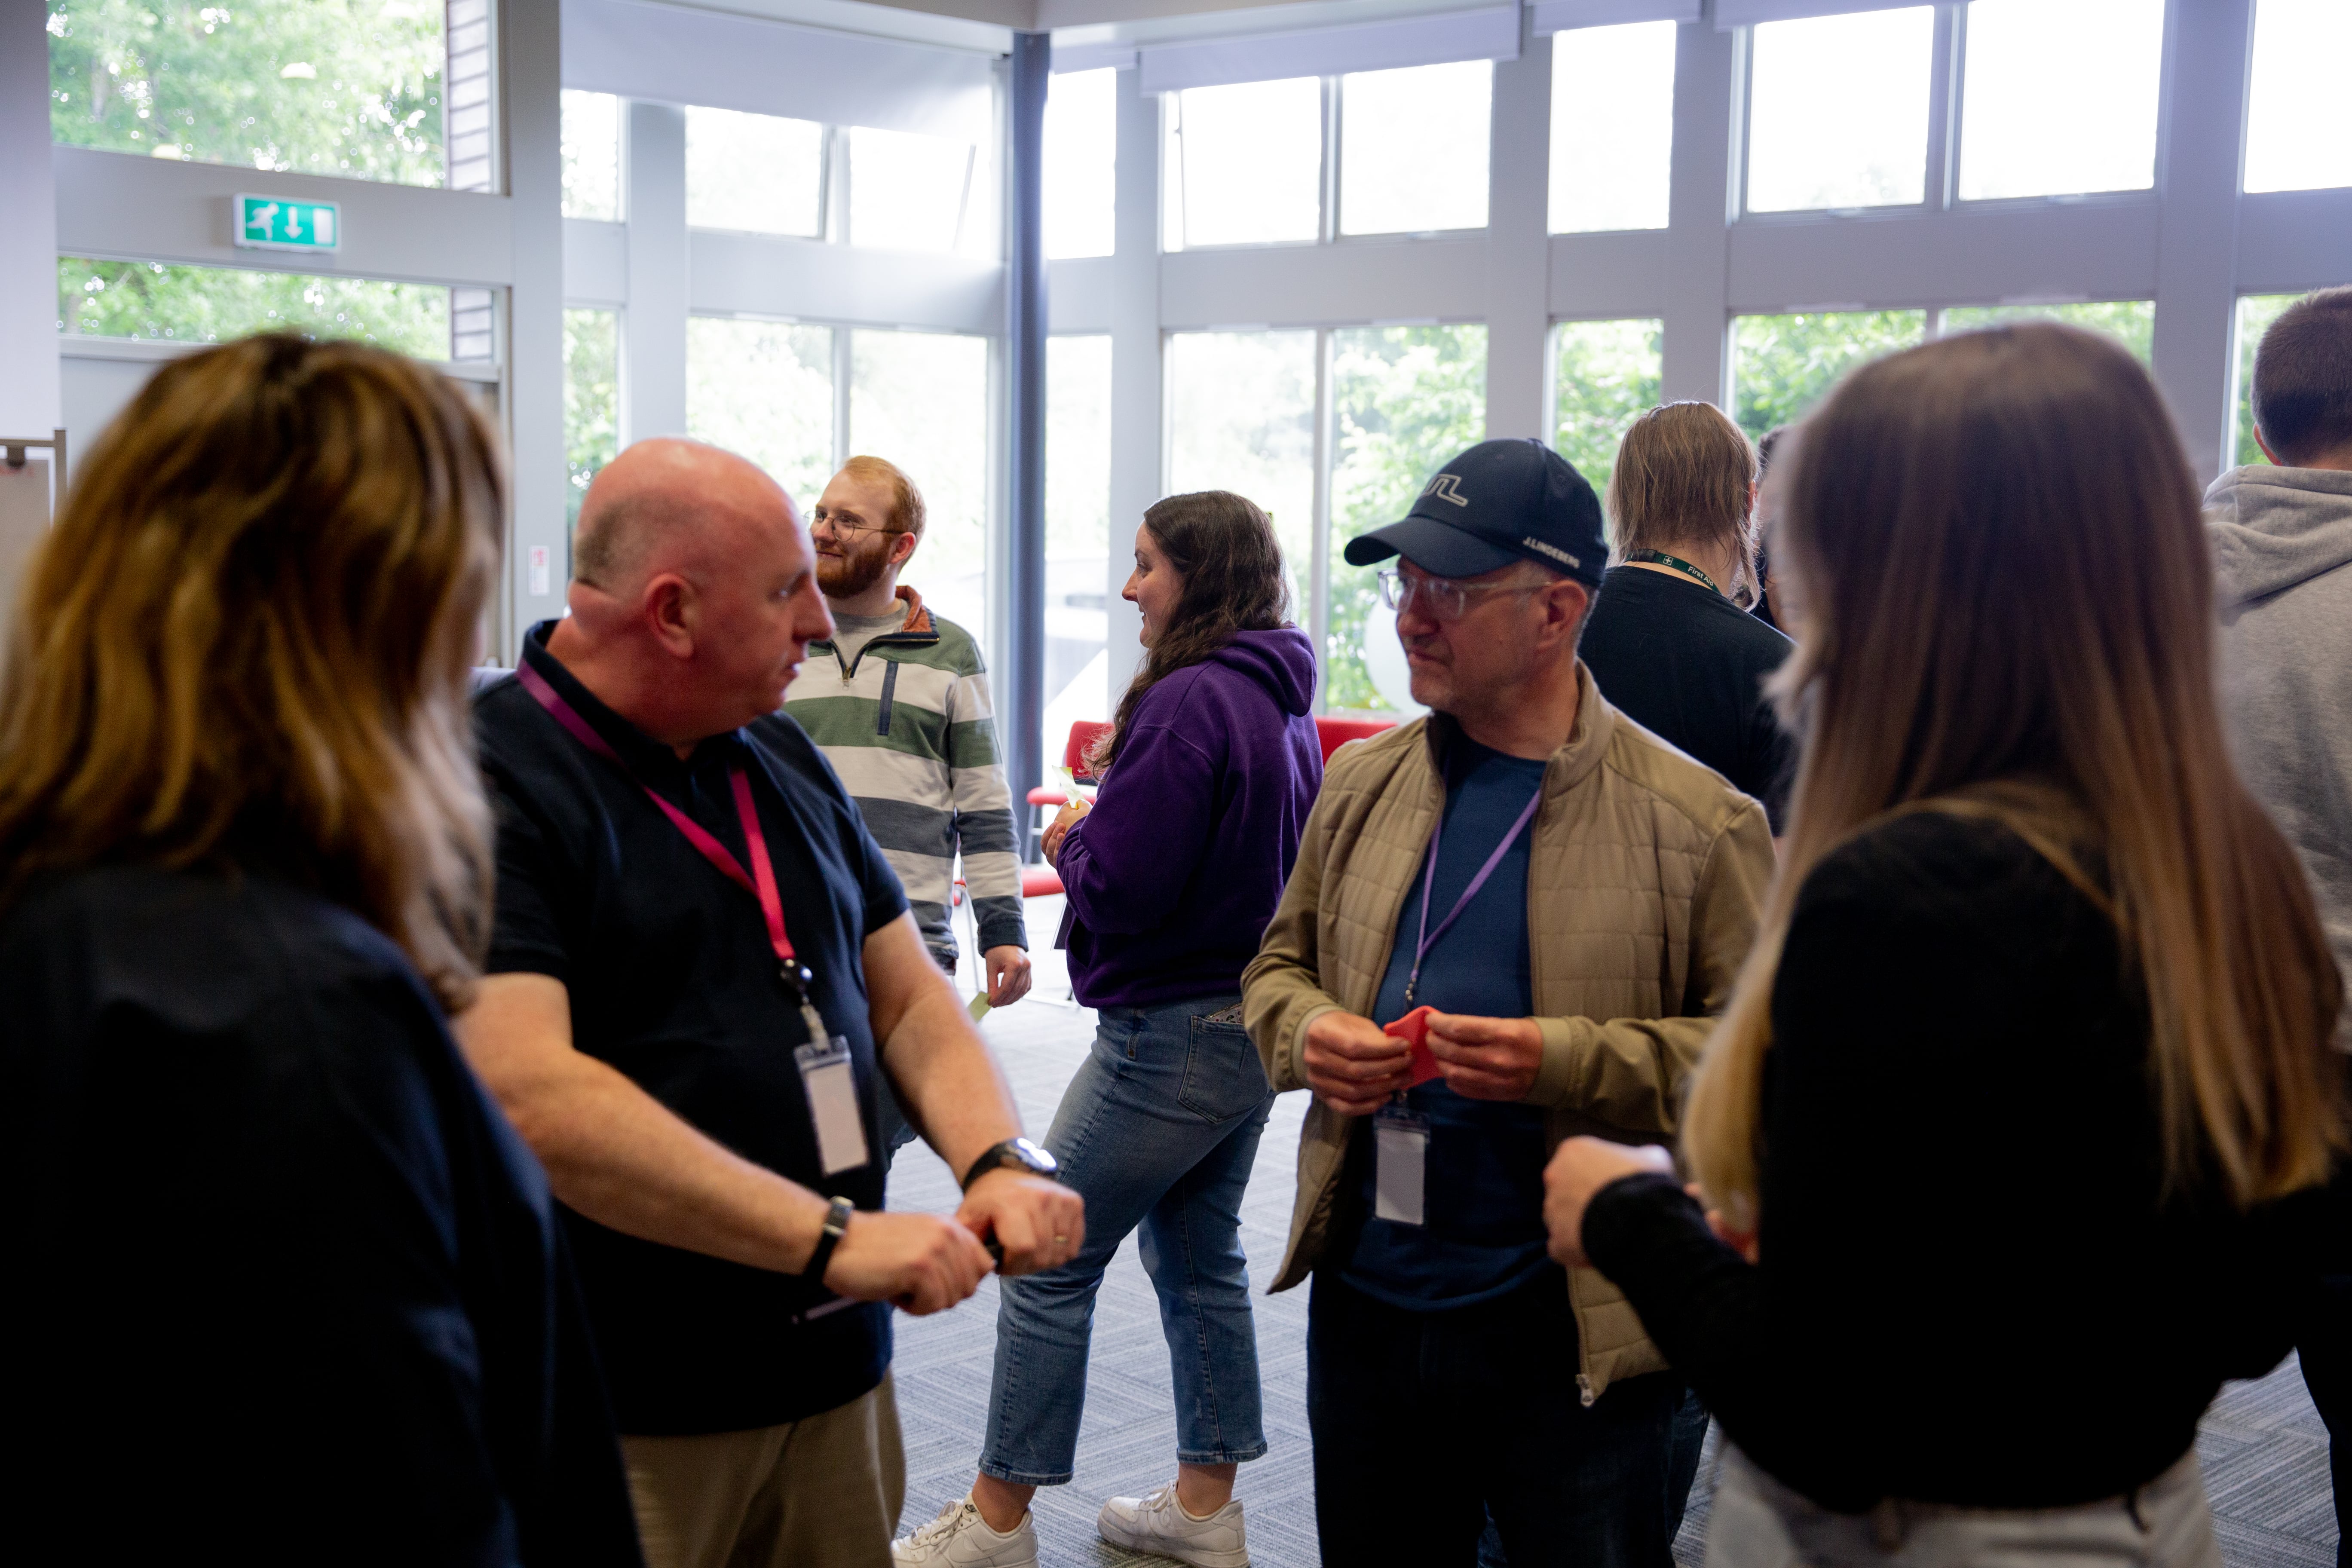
xmin=2208 ymin=463 xmax=2352 ymax=1048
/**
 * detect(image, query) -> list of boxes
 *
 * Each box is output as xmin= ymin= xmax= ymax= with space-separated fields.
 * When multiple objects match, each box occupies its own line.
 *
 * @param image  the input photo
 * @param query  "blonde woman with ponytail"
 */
xmin=1541 ymin=324 xmax=2344 ymax=1566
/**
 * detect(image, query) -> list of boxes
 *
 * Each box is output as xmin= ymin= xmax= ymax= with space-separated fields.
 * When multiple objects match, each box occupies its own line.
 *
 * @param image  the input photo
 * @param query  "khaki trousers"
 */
xmin=622 ymin=1375 xmax=905 ymax=1568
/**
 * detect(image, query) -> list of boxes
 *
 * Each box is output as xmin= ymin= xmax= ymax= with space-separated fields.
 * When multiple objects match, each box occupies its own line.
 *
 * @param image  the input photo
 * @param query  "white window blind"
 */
xmin=1531 ymin=0 xmax=1698 ymax=34
xmin=1136 ymin=5 xmax=1519 ymax=95
xmin=561 ymin=0 xmax=996 ymax=146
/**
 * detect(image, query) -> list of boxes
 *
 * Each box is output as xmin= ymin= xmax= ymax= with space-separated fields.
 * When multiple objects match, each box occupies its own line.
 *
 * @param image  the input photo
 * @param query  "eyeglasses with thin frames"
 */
xmin=1377 ymin=569 xmax=1548 ymax=622
xmin=808 ymin=505 xmax=904 ymax=538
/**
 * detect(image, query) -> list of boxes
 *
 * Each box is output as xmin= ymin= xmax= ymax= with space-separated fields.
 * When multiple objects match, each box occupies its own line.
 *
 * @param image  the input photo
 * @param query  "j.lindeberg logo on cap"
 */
xmin=1421 ymin=474 xmax=1470 ymax=507
xmin=1522 ymin=536 xmax=1580 ymax=570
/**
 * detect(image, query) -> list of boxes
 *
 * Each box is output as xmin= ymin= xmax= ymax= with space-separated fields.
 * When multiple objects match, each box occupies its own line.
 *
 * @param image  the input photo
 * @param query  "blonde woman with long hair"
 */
xmin=2 ymin=336 xmax=642 ymax=1565
xmin=1540 ymin=324 xmax=2343 ymax=1566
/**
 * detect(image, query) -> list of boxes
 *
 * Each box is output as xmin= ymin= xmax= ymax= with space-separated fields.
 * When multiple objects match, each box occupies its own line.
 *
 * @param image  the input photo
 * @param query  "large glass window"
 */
xmin=2234 ymin=294 xmax=2306 ymax=469
xmin=1044 ymin=335 xmax=1113 ymax=768
xmin=1551 ymin=318 xmax=1664 ymax=495
xmin=684 ymin=316 xmax=835 ymax=514
xmin=1339 ymin=62 xmax=1490 ymax=237
xmin=850 ymin=331 xmax=990 ymax=634
xmin=2244 ymin=0 xmax=2352 ymax=194
xmin=1956 ymin=0 xmax=2161 ymax=202
xmin=1549 ymin=23 xmax=1675 ymax=235
xmin=1733 ymin=310 xmax=1927 ymax=441
xmin=564 ymin=308 xmax=619 ymax=533
xmin=562 ymin=90 xmax=621 ymax=221
xmin=1165 ymin=330 xmax=1318 ymax=581
xmin=686 ymin=107 xmax=824 ymax=238
xmin=1044 ymin=68 xmax=1117 ymax=260
xmin=1164 ymin=78 xmax=1323 ymax=249
xmin=848 ymin=127 xmax=980 ymax=254
xmin=1745 ymin=8 xmax=1933 ymax=214
xmin=1942 ymin=300 xmax=2153 ymax=363
xmin=48 ymin=0 xmax=448 ymax=185
xmin=1326 ymin=326 xmax=1487 ymax=715
xmin=56 ymin=255 xmax=449 ymax=358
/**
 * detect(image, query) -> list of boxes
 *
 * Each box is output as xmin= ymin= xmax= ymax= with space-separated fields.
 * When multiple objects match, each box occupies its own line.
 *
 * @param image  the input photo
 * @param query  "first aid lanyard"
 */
xmin=517 ymin=663 xmax=827 ymax=1041
xmin=1402 ymin=783 xmax=1544 ymax=1009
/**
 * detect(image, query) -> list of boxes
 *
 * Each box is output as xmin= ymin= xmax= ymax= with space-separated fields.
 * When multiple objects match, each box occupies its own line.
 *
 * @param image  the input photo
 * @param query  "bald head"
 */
xmin=574 ymin=438 xmax=795 ymax=593
xmin=549 ymin=437 xmax=832 ymax=748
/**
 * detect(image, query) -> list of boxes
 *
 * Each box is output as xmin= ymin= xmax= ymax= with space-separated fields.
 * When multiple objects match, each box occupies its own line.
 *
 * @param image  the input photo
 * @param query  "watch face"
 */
xmin=1010 ymin=1137 xmax=1058 ymax=1174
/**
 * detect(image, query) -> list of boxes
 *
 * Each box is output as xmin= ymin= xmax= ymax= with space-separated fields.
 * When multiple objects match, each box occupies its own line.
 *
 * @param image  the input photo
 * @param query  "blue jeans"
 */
xmin=979 ymin=994 xmax=1274 ymax=1485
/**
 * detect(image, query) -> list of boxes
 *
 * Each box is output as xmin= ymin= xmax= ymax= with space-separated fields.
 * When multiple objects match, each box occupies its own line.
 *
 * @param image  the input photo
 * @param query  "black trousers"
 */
xmin=1307 ymin=1269 xmax=1683 ymax=1568
xmin=2297 ymin=1160 xmax=2352 ymax=1568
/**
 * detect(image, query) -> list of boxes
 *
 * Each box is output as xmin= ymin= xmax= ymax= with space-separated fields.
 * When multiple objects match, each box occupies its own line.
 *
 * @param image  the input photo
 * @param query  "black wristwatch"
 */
xmin=960 ymin=1137 xmax=1059 ymax=1194
xmin=802 ymin=1194 xmax=854 ymax=1282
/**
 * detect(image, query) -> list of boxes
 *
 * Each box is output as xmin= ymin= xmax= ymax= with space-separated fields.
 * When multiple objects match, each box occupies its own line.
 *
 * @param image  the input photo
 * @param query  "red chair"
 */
xmin=1025 ymin=719 xmax=1116 ymax=809
xmin=1023 ymin=720 xmax=1116 ymax=899
xmin=1315 ymin=713 xmax=1396 ymax=763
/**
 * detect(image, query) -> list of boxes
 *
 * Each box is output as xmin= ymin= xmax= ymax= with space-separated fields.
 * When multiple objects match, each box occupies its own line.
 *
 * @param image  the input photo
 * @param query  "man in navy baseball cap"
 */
xmin=1344 ymin=436 xmax=1608 ymax=586
xmin=1251 ymin=433 xmax=1773 ymax=1567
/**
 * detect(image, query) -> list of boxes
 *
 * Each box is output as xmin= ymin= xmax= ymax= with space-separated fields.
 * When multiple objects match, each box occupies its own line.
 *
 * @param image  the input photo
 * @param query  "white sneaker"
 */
xmin=1095 ymin=1485 xmax=1250 ymax=1568
xmin=891 ymin=1494 xmax=1038 ymax=1568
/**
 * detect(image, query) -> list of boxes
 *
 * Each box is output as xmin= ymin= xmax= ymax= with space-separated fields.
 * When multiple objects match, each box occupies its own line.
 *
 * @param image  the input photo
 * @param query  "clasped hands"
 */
xmin=821 ymin=1168 xmax=1083 ymax=1317
xmin=1300 ymin=1006 xmax=1544 ymax=1113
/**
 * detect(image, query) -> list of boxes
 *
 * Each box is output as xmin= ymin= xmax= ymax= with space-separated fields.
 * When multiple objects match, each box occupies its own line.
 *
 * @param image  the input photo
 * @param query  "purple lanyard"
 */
xmin=1403 ymin=781 xmax=1545 ymax=1007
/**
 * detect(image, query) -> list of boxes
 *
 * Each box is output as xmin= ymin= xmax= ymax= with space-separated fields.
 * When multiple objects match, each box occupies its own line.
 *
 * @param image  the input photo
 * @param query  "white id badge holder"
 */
xmin=794 ymin=1035 xmax=872 ymax=1176
xmin=1373 ymin=1102 xmax=1429 ymax=1226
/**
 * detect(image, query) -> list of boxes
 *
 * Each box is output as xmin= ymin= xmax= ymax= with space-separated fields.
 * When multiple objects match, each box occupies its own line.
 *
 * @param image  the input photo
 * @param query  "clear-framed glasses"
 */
xmin=808 ymin=505 xmax=902 ymax=538
xmin=1377 ymin=568 xmax=1543 ymax=622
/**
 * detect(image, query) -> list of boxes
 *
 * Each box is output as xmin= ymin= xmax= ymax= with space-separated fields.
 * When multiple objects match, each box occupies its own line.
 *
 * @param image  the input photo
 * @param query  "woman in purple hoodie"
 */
xmin=894 ymin=492 xmax=1322 ymax=1568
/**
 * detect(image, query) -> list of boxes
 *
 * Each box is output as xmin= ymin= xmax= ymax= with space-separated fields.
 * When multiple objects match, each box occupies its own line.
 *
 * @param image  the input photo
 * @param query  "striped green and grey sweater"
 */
xmin=784 ymin=585 xmax=1025 ymax=963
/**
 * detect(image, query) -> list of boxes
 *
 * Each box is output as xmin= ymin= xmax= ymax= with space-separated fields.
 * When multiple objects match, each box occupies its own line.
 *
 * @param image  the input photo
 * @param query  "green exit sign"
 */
xmin=234 ymin=194 xmax=340 ymax=253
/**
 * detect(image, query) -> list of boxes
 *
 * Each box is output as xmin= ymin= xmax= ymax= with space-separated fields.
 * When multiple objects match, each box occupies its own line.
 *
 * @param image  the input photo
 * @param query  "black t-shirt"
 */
xmin=477 ymin=623 xmax=910 ymax=1435
xmin=1577 ymin=565 xmax=1796 ymax=828
xmin=1583 ymin=811 xmax=2305 ymax=1512
xmin=5 ymin=863 xmax=640 ymax=1566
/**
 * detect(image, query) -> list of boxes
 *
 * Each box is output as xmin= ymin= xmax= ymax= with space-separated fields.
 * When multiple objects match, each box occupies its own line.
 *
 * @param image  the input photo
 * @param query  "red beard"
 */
xmin=818 ymin=538 xmax=893 ymax=599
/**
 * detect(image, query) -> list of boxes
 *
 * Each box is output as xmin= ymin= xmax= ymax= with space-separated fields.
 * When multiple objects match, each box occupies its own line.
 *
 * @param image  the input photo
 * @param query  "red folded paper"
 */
xmin=1384 ymin=1005 xmax=1446 ymax=1089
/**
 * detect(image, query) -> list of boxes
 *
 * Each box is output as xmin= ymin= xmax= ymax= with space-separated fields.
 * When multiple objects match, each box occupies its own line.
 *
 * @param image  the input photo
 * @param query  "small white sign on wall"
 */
xmin=529 ymin=544 xmax=551 ymax=597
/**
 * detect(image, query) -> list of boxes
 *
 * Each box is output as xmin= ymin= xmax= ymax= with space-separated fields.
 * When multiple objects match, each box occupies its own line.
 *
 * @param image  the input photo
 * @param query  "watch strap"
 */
xmin=802 ymin=1194 xmax=854 ymax=1283
xmin=961 ymin=1137 xmax=1052 ymax=1194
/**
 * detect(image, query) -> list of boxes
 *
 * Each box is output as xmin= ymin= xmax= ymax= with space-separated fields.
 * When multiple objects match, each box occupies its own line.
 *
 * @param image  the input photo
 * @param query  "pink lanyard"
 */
xmin=517 ymin=662 xmax=815 ymax=1007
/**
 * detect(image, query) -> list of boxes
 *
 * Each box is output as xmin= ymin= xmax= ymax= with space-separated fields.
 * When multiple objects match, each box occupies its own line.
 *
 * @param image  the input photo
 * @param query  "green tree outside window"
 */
xmin=1325 ymin=324 xmax=1487 ymax=714
xmin=2234 ymin=294 xmax=2304 ymax=469
xmin=564 ymin=308 xmax=619 ymax=533
xmin=1733 ymin=309 xmax=1927 ymax=443
xmin=48 ymin=0 xmax=446 ymax=185
xmin=1942 ymin=300 xmax=2153 ymax=363
xmin=1550 ymin=318 xmax=1663 ymax=499
xmin=58 ymin=254 xmax=447 ymax=357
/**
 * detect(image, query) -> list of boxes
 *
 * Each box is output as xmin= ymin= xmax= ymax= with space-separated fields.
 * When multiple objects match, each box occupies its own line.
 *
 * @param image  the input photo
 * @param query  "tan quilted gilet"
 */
xmin=1241 ymin=662 xmax=1776 ymax=1403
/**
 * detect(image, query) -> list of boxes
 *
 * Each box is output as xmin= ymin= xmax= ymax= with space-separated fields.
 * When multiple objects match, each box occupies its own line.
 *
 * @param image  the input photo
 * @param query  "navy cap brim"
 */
xmin=1342 ymin=516 xmax=1524 ymax=578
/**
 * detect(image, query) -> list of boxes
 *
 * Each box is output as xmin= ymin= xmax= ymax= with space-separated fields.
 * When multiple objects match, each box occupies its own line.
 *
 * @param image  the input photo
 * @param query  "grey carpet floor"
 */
xmin=888 ymin=928 xmax=2336 ymax=1567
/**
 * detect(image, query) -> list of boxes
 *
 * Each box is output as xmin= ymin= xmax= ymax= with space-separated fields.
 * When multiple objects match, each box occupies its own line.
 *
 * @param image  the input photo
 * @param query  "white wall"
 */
xmin=1 ymin=0 xmax=61 ymax=443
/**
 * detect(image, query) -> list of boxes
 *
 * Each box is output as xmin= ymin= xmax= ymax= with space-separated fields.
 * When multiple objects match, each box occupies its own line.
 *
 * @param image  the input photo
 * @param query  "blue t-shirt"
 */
xmin=1343 ymin=738 xmax=1560 ymax=1311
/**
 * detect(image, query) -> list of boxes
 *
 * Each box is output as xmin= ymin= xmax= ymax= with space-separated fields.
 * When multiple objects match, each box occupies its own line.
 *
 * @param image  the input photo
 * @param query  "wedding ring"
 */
xmin=1054 ymin=1235 xmax=1069 ymax=1244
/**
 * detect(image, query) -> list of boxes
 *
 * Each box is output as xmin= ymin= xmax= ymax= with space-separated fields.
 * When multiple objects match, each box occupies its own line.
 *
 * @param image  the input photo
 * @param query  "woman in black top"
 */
xmin=1544 ymin=325 xmax=2343 ymax=1565
xmin=1 ymin=337 xmax=641 ymax=1565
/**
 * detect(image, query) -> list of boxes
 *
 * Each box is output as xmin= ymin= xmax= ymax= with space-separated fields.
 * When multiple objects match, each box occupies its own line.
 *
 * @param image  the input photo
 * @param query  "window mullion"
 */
xmin=832 ymin=326 xmax=853 ymax=469
xmin=1310 ymin=327 xmax=1335 ymax=714
xmin=1926 ymin=3 xmax=1962 ymax=211
xmin=1320 ymin=76 xmax=1343 ymax=245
